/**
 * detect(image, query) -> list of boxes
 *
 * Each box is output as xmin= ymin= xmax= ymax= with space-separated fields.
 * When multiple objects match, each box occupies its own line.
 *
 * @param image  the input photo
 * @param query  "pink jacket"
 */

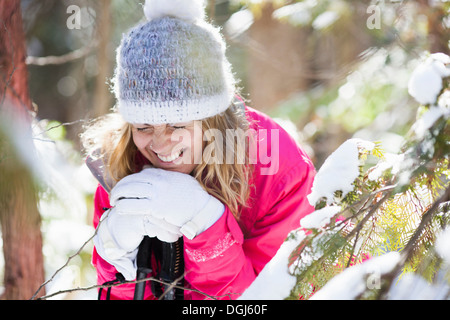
xmin=92 ymin=106 xmax=316 ymax=300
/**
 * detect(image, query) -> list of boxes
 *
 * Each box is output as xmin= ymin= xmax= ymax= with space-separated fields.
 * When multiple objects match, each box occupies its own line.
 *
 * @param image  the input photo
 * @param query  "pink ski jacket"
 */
xmin=92 ymin=106 xmax=316 ymax=300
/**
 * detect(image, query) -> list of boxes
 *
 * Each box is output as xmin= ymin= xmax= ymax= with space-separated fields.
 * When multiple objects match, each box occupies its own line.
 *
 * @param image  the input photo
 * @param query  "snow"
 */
xmin=307 ymin=138 xmax=374 ymax=206
xmin=435 ymin=227 xmax=450 ymax=264
xmin=368 ymin=153 xmax=404 ymax=181
xmin=300 ymin=205 xmax=342 ymax=229
xmin=273 ymin=117 xmax=301 ymax=143
xmin=225 ymin=9 xmax=254 ymax=39
xmin=438 ymin=90 xmax=450 ymax=109
xmin=412 ymin=104 xmax=450 ymax=139
xmin=272 ymin=1 xmax=315 ymax=26
xmin=312 ymin=11 xmax=339 ymax=30
xmin=430 ymin=52 xmax=450 ymax=73
xmin=239 ymin=231 xmax=306 ymax=300
xmin=45 ymin=266 xmax=82 ymax=300
xmin=388 ymin=273 xmax=449 ymax=300
xmin=0 ymin=105 xmax=42 ymax=180
xmin=310 ymin=252 xmax=401 ymax=300
xmin=31 ymin=120 xmax=97 ymax=299
xmin=408 ymin=53 xmax=450 ymax=105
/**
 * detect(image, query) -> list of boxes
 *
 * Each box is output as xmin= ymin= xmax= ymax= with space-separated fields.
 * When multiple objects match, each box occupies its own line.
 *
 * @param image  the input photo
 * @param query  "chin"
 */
xmin=151 ymin=162 xmax=196 ymax=175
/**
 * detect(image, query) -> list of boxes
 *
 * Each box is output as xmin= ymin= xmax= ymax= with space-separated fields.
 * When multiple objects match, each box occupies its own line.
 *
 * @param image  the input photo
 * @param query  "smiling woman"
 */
xmin=80 ymin=0 xmax=315 ymax=301
xmin=81 ymin=101 xmax=251 ymax=216
xmin=130 ymin=121 xmax=203 ymax=174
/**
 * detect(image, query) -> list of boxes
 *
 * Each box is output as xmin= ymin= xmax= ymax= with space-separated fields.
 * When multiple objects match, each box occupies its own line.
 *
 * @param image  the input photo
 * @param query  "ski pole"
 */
xmin=133 ymin=236 xmax=153 ymax=300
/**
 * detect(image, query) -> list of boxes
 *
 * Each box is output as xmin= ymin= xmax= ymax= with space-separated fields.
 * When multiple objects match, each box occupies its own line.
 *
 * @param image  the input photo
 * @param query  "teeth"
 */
xmin=157 ymin=150 xmax=183 ymax=162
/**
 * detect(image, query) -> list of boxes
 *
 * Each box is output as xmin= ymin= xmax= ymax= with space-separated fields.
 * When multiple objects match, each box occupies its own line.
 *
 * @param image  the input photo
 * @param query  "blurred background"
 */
xmin=0 ymin=0 xmax=449 ymax=299
xmin=23 ymin=0 xmax=449 ymax=162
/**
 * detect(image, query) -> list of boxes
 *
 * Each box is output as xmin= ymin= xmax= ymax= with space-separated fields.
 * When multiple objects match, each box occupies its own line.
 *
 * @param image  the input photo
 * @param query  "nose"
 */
xmin=149 ymin=127 xmax=172 ymax=154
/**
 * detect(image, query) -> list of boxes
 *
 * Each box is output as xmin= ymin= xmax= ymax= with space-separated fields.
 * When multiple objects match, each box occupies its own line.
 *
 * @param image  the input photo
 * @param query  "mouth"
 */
xmin=156 ymin=149 xmax=184 ymax=163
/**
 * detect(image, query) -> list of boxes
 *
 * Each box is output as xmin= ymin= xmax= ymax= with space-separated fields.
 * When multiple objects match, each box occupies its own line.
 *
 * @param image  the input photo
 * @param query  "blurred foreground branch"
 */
xmin=31 ymin=209 xmax=220 ymax=300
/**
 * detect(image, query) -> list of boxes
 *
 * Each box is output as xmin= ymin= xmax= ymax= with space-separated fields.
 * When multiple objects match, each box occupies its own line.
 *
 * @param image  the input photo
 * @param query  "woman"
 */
xmin=82 ymin=0 xmax=316 ymax=300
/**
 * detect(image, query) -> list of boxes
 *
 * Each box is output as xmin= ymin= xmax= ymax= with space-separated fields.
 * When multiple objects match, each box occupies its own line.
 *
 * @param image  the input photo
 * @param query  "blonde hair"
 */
xmin=81 ymin=104 xmax=253 ymax=219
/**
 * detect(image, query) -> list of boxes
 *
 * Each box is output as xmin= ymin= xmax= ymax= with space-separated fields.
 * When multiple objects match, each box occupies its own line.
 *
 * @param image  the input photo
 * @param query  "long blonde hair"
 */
xmin=81 ymin=104 xmax=253 ymax=219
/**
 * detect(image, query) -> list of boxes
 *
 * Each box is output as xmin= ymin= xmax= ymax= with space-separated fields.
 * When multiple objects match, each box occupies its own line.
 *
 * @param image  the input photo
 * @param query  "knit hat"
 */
xmin=113 ymin=0 xmax=236 ymax=124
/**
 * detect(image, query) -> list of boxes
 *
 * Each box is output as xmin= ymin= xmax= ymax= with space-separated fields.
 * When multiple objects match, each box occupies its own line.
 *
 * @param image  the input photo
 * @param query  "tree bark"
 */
xmin=417 ymin=0 xmax=450 ymax=53
xmin=0 ymin=0 xmax=45 ymax=300
xmin=0 ymin=0 xmax=32 ymax=115
xmin=0 ymin=152 xmax=45 ymax=300
xmin=247 ymin=2 xmax=310 ymax=112
xmin=91 ymin=0 xmax=113 ymax=118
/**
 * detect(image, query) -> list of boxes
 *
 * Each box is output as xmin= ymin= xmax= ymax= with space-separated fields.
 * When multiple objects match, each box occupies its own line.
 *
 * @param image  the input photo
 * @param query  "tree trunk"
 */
xmin=0 ymin=151 xmax=45 ymax=300
xmin=0 ymin=0 xmax=45 ymax=300
xmin=247 ymin=2 xmax=310 ymax=112
xmin=417 ymin=0 xmax=450 ymax=53
xmin=91 ymin=0 xmax=113 ymax=118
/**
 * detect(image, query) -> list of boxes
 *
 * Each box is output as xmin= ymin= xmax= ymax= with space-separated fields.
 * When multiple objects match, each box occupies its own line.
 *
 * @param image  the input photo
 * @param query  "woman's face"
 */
xmin=131 ymin=121 xmax=203 ymax=174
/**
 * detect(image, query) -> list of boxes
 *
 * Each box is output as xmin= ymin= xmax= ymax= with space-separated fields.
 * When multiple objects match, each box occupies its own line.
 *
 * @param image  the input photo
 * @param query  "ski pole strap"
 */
xmin=98 ymin=273 xmax=126 ymax=300
xmin=150 ymin=238 xmax=185 ymax=300
xmin=160 ymin=238 xmax=184 ymax=300
xmin=99 ymin=238 xmax=185 ymax=300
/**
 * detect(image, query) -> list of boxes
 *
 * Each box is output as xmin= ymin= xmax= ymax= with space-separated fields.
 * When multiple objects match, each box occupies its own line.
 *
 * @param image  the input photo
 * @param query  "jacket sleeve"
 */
xmin=183 ymin=162 xmax=316 ymax=300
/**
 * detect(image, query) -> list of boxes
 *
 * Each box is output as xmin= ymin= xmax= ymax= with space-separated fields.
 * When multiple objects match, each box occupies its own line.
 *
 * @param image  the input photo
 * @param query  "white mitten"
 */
xmin=94 ymin=207 xmax=183 ymax=279
xmin=110 ymin=168 xmax=225 ymax=240
xmin=93 ymin=208 xmax=144 ymax=280
xmin=143 ymin=215 xmax=183 ymax=243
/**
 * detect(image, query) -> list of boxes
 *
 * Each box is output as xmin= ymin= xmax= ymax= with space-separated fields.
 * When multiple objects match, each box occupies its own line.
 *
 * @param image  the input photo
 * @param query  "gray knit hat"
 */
xmin=113 ymin=0 xmax=236 ymax=124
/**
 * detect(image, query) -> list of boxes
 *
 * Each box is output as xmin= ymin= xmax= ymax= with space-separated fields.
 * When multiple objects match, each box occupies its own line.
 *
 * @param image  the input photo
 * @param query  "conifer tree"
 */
xmin=286 ymin=52 xmax=450 ymax=300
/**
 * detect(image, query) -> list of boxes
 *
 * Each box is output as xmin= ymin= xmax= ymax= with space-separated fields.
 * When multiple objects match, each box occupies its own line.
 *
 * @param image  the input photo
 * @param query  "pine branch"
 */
xmin=402 ymin=185 xmax=450 ymax=266
xmin=377 ymin=184 xmax=450 ymax=299
xmin=346 ymin=228 xmax=360 ymax=268
xmin=345 ymin=191 xmax=393 ymax=242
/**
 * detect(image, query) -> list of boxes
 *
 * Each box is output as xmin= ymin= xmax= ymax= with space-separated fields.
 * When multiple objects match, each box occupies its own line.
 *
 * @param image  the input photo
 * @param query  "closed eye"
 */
xmin=168 ymin=122 xmax=192 ymax=130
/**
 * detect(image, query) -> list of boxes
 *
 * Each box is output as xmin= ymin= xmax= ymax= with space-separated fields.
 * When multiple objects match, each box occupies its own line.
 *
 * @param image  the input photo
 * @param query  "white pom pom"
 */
xmin=143 ymin=0 xmax=205 ymax=23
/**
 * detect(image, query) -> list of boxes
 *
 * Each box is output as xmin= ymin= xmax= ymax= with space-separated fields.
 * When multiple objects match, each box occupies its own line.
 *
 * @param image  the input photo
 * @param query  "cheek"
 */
xmin=132 ymin=133 xmax=149 ymax=151
xmin=174 ymin=128 xmax=203 ymax=164
xmin=192 ymin=131 xmax=203 ymax=159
